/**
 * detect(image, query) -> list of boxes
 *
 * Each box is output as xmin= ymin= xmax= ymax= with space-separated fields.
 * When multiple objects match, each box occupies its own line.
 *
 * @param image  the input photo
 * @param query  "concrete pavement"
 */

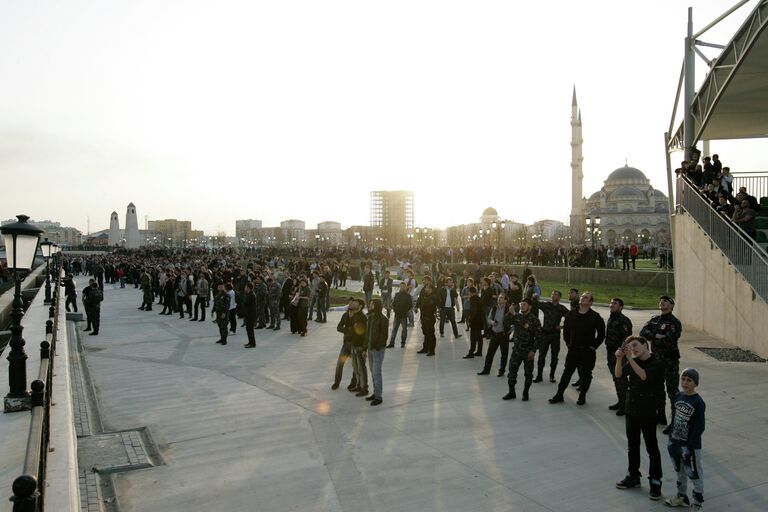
xmin=73 ymin=284 xmax=768 ymax=512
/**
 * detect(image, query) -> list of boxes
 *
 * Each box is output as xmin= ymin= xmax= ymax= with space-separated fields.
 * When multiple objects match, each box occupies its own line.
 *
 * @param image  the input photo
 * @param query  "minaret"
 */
xmin=125 ymin=203 xmax=140 ymax=249
xmin=108 ymin=211 xmax=120 ymax=246
xmin=570 ymin=87 xmax=586 ymax=243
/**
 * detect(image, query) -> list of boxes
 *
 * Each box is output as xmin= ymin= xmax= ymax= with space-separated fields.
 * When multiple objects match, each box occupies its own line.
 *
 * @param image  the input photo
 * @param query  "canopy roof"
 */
xmin=670 ymin=0 xmax=768 ymax=148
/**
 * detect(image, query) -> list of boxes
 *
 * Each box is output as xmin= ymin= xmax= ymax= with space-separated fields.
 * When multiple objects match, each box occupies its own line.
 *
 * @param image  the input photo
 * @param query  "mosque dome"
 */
xmin=482 ymin=207 xmax=498 ymax=216
xmin=610 ymin=186 xmax=646 ymax=201
xmin=606 ymin=166 xmax=648 ymax=183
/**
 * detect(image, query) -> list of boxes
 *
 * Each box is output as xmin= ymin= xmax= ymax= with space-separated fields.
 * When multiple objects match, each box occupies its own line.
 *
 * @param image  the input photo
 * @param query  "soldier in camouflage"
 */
xmin=639 ymin=295 xmax=682 ymax=427
xmin=605 ymin=298 xmax=633 ymax=415
xmin=139 ymin=268 xmax=153 ymax=311
xmin=503 ymin=298 xmax=541 ymax=402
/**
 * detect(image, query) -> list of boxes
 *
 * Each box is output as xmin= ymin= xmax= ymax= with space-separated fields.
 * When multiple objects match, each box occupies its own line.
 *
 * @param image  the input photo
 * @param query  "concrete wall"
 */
xmin=674 ymin=212 xmax=768 ymax=358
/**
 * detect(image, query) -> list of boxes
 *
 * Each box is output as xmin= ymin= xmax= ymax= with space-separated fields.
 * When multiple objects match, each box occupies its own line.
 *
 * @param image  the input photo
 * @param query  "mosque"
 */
xmin=570 ymin=89 xmax=671 ymax=247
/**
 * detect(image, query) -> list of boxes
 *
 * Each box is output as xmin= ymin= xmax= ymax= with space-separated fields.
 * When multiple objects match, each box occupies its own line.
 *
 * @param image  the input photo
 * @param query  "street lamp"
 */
xmin=40 ymin=238 xmax=54 ymax=304
xmin=586 ymin=216 xmax=601 ymax=266
xmin=1 ymin=215 xmax=44 ymax=412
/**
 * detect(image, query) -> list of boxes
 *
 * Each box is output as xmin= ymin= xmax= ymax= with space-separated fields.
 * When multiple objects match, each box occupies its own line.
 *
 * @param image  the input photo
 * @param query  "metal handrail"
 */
xmin=677 ymin=176 xmax=768 ymax=301
xmin=9 ymin=256 xmax=62 ymax=512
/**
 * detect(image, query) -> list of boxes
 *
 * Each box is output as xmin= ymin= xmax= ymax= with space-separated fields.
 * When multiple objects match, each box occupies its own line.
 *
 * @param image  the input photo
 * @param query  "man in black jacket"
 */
xmin=82 ymin=279 xmax=95 ymax=331
xmin=415 ymin=284 xmax=438 ymax=356
xmin=463 ymin=287 xmax=484 ymax=358
xmin=348 ymin=299 xmax=369 ymax=396
xmin=332 ymin=298 xmax=367 ymax=390
xmin=388 ymin=282 xmax=413 ymax=348
xmin=362 ymin=266 xmax=375 ymax=308
xmin=550 ymin=291 xmax=606 ymax=405
xmin=365 ymin=299 xmax=389 ymax=406
xmin=605 ymin=298 xmax=633 ymax=414
xmin=242 ymin=282 xmax=257 ymax=348
xmin=85 ymin=281 xmax=103 ymax=336
xmin=379 ymin=270 xmax=394 ymax=318
xmin=438 ymin=277 xmax=461 ymax=339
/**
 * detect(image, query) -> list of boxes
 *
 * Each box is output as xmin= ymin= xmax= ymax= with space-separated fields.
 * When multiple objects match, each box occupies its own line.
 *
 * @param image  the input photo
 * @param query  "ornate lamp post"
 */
xmin=2 ymin=215 xmax=44 ymax=413
xmin=586 ymin=216 xmax=601 ymax=266
xmin=40 ymin=238 xmax=54 ymax=304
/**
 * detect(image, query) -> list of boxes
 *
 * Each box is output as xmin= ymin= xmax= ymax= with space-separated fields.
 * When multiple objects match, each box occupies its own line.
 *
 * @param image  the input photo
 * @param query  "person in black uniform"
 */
xmin=415 ymin=284 xmax=438 ymax=356
xmin=82 ymin=278 xmax=95 ymax=331
xmin=503 ymin=298 xmax=541 ymax=401
xmin=614 ymin=336 xmax=665 ymax=500
xmin=605 ymin=298 xmax=633 ymax=415
xmin=550 ymin=291 xmax=606 ymax=405
xmin=438 ymin=277 xmax=461 ymax=339
xmin=534 ymin=290 xmax=569 ymax=383
xmin=85 ymin=281 xmax=103 ymax=336
xmin=63 ymin=275 xmax=78 ymax=313
xmin=213 ymin=284 xmax=230 ymax=345
xmin=639 ymin=295 xmax=682 ymax=428
xmin=463 ymin=287 xmax=484 ymax=358
xmin=242 ymin=282 xmax=257 ymax=348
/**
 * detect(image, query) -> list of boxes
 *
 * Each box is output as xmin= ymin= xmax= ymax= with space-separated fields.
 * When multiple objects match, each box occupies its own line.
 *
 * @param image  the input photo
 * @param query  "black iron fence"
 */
xmin=9 ymin=256 xmax=62 ymax=512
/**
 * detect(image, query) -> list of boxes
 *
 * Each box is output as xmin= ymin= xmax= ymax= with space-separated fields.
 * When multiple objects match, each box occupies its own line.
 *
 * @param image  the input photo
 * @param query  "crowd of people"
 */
xmin=59 ymin=249 xmax=707 ymax=509
xmin=677 ymin=153 xmax=763 ymax=242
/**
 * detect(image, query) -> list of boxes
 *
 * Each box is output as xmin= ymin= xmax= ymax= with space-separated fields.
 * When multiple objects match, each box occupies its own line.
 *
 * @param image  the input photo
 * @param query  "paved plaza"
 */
xmin=71 ymin=284 xmax=768 ymax=512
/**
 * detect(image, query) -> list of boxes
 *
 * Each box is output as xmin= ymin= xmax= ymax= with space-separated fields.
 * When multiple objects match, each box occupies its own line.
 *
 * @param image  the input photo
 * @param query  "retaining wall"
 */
xmin=674 ymin=212 xmax=768 ymax=357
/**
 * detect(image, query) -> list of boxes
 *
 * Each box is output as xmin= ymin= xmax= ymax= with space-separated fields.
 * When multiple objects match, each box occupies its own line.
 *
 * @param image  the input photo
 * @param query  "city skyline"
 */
xmin=1 ymin=1 xmax=766 ymax=235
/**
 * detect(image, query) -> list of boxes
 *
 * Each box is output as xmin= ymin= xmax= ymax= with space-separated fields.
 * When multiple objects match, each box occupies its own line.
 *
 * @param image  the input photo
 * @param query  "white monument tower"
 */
xmin=108 ymin=211 xmax=120 ymax=246
xmin=125 ymin=202 xmax=140 ymax=249
xmin=570 ymin=87 xmax=586 ymax=243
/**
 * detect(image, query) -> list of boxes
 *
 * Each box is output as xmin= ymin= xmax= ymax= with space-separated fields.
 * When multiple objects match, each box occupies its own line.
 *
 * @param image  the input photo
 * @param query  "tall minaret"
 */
xmin=108 ymin=211 xmax=120 ymax=246
xmin=125 ymin=202 xmax=140 ymax=249
xmin=570 ymin=87 xmax=586 ymax=243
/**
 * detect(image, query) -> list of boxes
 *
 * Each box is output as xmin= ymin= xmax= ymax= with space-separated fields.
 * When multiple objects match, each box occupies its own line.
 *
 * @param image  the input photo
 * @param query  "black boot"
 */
xmin=522 ymin=382 xmax=531 ymax=401
xmin=533 ymin=371 xmax=543 ymax=383
xmin=502 ymin=385 xmax=516 ymax=400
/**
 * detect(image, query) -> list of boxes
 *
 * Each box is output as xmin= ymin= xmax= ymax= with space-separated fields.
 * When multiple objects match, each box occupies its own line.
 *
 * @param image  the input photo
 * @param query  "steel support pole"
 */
xmin=684 ymin=7 xmax=696 ymax=161
xmin=664 ymin=132 xmax=676 ymax=255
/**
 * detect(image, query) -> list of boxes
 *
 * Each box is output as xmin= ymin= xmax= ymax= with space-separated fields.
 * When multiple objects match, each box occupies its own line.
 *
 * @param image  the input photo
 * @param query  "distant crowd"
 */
xmin=60 ymin=249 xmax=707 ymax=509
xmin=676 ymin=153 xmax=763 ymax=242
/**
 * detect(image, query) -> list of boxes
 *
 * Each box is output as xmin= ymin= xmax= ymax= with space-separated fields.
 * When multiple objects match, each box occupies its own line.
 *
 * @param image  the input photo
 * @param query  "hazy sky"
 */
xmin=1 ymin=0 xmax=765 ymax=235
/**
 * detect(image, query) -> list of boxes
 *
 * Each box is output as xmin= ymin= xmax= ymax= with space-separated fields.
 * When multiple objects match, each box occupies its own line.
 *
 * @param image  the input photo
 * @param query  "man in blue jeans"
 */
xmin=388 ymin=282 xmax=413 ymax=348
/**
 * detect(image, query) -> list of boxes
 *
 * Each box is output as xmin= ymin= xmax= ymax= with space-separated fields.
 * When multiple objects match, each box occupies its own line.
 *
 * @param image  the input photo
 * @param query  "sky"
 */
xmin=1 ymin=0 xmax=766 ymax=235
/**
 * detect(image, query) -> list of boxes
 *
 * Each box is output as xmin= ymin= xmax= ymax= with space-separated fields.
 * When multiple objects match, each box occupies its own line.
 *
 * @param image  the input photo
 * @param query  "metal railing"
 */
xmin=9 ymin=256 xmax=62 ymax=512
xmin=732 ymin=172 xmax=768 ymax=202
xmin=677 ymin=177 xmax=768 ymax=301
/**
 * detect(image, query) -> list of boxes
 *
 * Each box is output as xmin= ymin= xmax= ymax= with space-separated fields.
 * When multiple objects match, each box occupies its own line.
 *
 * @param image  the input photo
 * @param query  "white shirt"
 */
xmin=227 ymin=289 xmax=237 ymax=310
